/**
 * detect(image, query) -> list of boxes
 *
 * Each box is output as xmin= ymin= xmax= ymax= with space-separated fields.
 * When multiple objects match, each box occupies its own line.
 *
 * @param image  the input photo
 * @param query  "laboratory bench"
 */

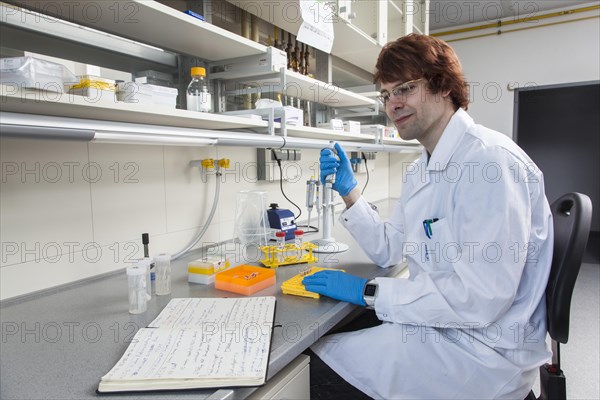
xmin=0 ymin=200 xmax=404 ymax=400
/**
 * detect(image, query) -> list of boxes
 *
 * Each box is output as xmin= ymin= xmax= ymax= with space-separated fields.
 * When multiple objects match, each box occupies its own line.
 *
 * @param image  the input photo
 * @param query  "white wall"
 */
xmin=445 ymin=15 xmax=600 ymax=137
xmin=0 ymin=139 xmax=390 ymax=300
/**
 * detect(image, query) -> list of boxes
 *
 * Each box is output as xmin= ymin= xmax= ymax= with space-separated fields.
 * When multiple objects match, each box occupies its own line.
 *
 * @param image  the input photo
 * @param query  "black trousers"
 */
xmin=304 ymin=310 xmax=382 ymax=400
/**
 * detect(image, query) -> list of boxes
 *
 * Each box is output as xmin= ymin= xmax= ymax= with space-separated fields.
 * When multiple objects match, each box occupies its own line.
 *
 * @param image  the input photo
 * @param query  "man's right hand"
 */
xmin=319 ymin=143 xmax=357 ymax=197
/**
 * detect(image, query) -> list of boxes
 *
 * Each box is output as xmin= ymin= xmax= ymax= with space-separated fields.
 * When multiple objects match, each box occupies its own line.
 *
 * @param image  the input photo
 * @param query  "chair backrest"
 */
xmin=546 ymin=192 xmax=593 ymax=344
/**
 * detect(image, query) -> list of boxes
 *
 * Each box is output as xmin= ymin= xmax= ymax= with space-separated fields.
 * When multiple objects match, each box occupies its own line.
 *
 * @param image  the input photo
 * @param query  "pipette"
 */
xmin=312 ymin=142 xmax=349 ymax=253
xmin=325 ymin=141 xmax=336 ymax=230
xmin=316 ymin=179 xmax=321 ymax=229
xmin=306 ymin=177 xmax=318 ymax=231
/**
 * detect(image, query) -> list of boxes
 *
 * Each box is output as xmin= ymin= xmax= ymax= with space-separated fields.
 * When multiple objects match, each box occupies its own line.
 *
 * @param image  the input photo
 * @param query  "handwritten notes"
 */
xmin=98 ymin=297 xmax=276 ymax=392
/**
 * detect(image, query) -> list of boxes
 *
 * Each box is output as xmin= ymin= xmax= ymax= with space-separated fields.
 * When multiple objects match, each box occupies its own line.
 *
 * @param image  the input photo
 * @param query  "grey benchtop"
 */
xmin=1 ymin=199 xmax=403 ymax=400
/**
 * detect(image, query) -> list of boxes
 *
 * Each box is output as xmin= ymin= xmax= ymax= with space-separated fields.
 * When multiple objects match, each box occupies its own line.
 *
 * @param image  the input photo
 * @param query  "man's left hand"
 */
xmin=302 ymin=271 xmax=368 ymax=306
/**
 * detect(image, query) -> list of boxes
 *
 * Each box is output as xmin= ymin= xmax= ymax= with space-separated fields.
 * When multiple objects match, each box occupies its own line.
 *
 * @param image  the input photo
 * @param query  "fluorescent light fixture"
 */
xmin=92 ymin=132 xmax=217 ymax=146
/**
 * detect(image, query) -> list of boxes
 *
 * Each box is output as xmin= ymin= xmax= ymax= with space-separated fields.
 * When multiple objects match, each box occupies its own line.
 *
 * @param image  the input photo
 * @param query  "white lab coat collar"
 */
xmin=419 ymin=108 xmax=475 ymax=171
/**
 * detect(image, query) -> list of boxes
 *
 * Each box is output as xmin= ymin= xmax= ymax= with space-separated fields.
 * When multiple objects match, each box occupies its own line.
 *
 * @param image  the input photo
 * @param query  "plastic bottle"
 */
xmin=137 ymin=258 xmax=152 ymax=300
xmin=126 ymin=265 xmax=147 ymax=314
xmin=186 ymin=67 xmax=211 ymax=113
xmin=276 ymin=231 xmax=286 ymax=263
xmin=154 ymin=253 xmax=172 ymax=295
xmin=294 ymin=229 xmax=304 ymax=259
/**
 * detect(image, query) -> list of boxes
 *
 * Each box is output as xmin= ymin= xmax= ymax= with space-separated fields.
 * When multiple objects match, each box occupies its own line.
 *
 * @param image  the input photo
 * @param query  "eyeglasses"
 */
xmin=377 ymin=78 xmax=425 ymax=106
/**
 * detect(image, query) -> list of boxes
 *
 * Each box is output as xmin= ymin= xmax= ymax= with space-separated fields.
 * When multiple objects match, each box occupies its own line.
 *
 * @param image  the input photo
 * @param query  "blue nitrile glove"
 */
xmin=302 ymin=270 xmax=368 ymax=306
xmin=319 ymin=142 xmax=357 ymax=196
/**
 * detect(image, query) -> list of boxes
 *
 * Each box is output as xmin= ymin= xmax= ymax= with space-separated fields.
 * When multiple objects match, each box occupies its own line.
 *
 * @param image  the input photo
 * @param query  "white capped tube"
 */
xmin=126 ymin=265 xmax=147 ymax=314
xmin=154 ymin=254 xmax=172 ymax=295
xmin=137 ymin=258 xmax=152 ymax=300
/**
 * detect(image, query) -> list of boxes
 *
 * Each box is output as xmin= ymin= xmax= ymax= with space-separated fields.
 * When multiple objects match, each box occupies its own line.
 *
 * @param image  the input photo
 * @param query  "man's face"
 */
xmin=380 ymin=79 xmax=450 ymax=144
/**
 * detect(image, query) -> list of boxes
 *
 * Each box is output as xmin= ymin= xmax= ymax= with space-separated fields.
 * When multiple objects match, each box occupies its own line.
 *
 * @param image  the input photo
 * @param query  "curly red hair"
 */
xmin=374 ymin=34 xmax=469 ymax=110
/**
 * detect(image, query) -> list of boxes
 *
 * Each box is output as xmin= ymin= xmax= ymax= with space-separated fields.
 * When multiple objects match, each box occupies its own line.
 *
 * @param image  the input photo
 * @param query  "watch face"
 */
xmin=364 ymin=284 xmax=377 ymax=297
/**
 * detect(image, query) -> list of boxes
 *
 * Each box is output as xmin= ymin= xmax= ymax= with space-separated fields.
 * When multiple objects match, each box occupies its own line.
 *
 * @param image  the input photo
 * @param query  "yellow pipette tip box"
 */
xmin=281 ymin=266 xmax=345 ymax=299
xmin=215 ymin=265 xmax=275 ymax=295
xmin=188 ymin=256 xmax=230 ymax=285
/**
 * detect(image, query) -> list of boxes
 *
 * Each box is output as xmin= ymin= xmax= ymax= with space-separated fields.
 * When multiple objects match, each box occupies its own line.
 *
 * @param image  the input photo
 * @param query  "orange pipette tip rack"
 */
xmin=215 ymin=265 xmax=276 ymax=295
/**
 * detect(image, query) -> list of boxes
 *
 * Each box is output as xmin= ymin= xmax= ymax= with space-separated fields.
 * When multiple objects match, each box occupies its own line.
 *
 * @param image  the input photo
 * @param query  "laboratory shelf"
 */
xmin=283 ymin=69 xmax=377 ymax=108
xmin=286 ymin=125 xmax=380 ymax=142
xmin=9 ymin=0 xmax=267 ymax=60
xmin=226 ymin=68 xmax=378 ymax=108
xmin=224 ymin=0 xmax=383 ymax=73
xmin=0 ymin=86 xmax=268 ymax=131
xmin=287 ymin=127 xmax=421 ymax=146
xmin=0 ymin=3 xmax=177 ymax=72
xmin=0 ymin=86 xmax=422 ymax=150
xmin=382 ymin=137 xmax=420 ymax=146
xmin=332 ymin=21 xmax=383 ymax=74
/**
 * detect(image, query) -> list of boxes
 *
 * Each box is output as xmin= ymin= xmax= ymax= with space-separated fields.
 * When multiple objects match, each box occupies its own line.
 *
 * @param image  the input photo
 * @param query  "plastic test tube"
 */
xmin=276 ymin=231 xmax=286 ymax=263
xmin=126 ymin=265 xmax=147 ymax=314
xmin=294 ymin=229 xmax=304 ymax=259
xmin=137 ymin=258 xmax=152 ymax=300
xmin=154 ymin=253 xmax=172 ymax=295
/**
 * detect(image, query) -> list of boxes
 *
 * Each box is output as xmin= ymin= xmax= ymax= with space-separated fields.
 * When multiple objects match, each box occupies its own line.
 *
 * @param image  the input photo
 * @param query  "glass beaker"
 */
xmin=233 ymin=190 xmax=269 ymax=246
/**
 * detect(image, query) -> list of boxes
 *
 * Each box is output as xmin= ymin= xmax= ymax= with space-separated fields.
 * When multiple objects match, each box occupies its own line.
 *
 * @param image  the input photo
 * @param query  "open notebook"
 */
xmin=98 ymin=296 xmax=276 ymax=392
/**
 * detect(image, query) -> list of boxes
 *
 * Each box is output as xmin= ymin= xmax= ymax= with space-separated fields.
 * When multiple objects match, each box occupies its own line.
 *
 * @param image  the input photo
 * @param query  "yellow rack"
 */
xmin=259 ymin=242 xmax=318 ymax=268
xmin=281 ymin=266 xmax=345 ymax=298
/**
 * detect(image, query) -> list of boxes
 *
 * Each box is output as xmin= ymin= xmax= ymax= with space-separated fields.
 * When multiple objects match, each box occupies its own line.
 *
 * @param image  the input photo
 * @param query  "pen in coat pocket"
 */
xmin=422 ymin=218 xmax=439 ymax=239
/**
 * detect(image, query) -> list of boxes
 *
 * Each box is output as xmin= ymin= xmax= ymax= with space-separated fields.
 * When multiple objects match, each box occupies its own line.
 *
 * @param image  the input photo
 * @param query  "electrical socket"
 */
xmin=351 ymin=151 xmax=376 ymax=161
xmin=256 ymin=148 xmax=302 ymax=182
xmin=350 ymin=152 xmax=376 ymax=174
xmin=269 ymin=149 xmax=302 ymax=162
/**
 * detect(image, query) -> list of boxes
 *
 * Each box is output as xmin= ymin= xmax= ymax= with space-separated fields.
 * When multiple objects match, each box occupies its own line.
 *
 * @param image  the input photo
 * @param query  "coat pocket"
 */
xmin=422 ymin=218 xmax=456 ymax=271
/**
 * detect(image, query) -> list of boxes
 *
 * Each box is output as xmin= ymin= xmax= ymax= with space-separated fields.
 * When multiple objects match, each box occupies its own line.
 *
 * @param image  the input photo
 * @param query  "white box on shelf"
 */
xmin=0 ymin=56 xmax=76 ymax=92
xmin=361 ymin=124 xmax=385 ymax=139
xmin=148 ymin=84 xmax=178 ymax=109
xmin=343 ymin=120 xmax=361 ymax=134
xmin=116 ymin=82 xmax=153 ymax=105
xmin=116 ymin=82 xmax=178 ymax=109
xmin=68 ymin=87 xmax=116 ymax=103
xmin=273 ymin=106 xmax=303 ymax=126
xmin=318 ymin=119 xmax=344 ymax=131
xmin=209 ymin=46 xmax=287 ymax=79
xmin=255 ymin=100 xmax=304 ymax=126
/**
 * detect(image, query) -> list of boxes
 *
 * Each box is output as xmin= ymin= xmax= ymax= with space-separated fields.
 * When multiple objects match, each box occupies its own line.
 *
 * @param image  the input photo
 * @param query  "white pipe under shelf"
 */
xmin=0 ymin=112 xmax=421 ymax=153
xmin=92 ymin=132 xmax=217 ymax=146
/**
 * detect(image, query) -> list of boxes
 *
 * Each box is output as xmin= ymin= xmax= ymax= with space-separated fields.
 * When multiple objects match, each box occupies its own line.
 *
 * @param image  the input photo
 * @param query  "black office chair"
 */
xmin=525 ymin=192 xmax=593 ymax=400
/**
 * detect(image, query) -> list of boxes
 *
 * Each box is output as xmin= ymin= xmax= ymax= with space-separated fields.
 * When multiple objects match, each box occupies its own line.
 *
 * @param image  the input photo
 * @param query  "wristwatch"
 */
xmin=363 ymin=279 xmax=378 ymax=308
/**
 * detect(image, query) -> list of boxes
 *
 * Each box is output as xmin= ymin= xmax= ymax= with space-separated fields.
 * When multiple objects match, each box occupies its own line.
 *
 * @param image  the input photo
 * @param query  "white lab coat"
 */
xmin=311 ymin=109 xmax=554 ymax=399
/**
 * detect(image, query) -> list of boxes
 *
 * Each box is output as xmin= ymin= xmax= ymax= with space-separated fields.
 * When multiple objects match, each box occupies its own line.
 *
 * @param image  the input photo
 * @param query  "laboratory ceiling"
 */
xmin=429 ymin=0 xmax=597 ymax=30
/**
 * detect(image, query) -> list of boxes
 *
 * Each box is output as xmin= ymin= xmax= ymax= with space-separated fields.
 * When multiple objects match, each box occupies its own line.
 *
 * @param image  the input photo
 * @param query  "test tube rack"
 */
xmin=259 ymin=242 xmax=318 ymax=268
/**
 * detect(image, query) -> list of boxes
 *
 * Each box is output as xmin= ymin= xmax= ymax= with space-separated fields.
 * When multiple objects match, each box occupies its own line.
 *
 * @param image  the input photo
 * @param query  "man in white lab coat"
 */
xmin=303 ymin=33 xmax=554 ymax=399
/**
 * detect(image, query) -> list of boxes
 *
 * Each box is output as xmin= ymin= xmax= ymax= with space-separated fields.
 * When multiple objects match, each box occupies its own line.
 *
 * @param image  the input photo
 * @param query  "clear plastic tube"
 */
xmin=126 ymin=265 xmax=147 ymax=314
xmin=276 ymin=231 xmax=286 ymax=263
xmin=154 ymin=254 xmax=172 ymax=295
xmin=294 ymin=230 xmax=304 ymax=259
xmin=137 ymin=258 xmax=152 ymax=300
